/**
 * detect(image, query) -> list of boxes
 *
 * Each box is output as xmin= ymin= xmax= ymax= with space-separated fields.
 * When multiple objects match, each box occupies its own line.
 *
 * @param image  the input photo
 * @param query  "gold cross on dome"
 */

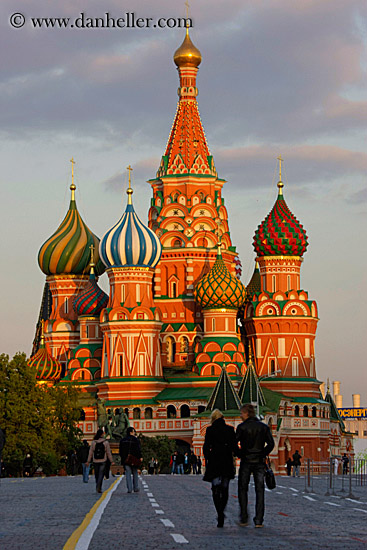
xmin=126 ymin=165 xmax=133 ymax=189
xmin=185 ymin=0 xmax=190 ymax=19
xmin=277 ymin=155 xmax=283 ymax=181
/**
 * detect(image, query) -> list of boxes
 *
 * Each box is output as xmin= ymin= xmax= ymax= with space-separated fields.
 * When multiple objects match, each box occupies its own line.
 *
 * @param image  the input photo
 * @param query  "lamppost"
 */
xmin=256 ymin=370 xmax=282 ymax=417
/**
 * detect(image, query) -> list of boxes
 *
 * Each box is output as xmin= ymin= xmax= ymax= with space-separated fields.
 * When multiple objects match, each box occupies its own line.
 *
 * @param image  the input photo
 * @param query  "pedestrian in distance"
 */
xmin=292 ymin=450 xmax=302 ymax=477
xmin=197 ymin=456 xmax=202 ymax=474
xmin=86 ymin=429 xmax=114 ymax=494
xmin=176 ymin=451 xmax=184 ymax=475
xmin=119 ymin=427 xmax=142 ymax=493
xmin=203 ymin=409 xmax=238 ymax=528
xmin=236 ymin=403 xmax=275 ymax=528
xmin=154 ymin=458 xmax=159 ymax=475
xmin=285 ymin=457 xmax=293 ymax=476
xmin=78 ymin=440 xmax=90 ymax=483
xmin=70 ymin=449 xmax=79 ymax=477
xmin=334 ymin=456 xmax=339 ymax=476
xmin=148 ymin=457 xmax=155 ymax=475
xmin=170 ymin=451 xmax=178 ymax=474
xmin=23 ymin=454 xmax=33 ymax=477
xmin=342 ymin=453 xmax=349 ymax=475
xmin=0 ymin=427 xmax=5 ymax=472
xmin=191 ymin=452 xmax=198 ymax=475
xmin=184 ymin=452 xmax=191 ymax=474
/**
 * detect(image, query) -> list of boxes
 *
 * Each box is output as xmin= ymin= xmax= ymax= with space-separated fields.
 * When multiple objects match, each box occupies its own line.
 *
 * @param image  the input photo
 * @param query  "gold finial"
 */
xmin=126 ymin=165 xmax=133 ymax=205
xmin=70 ymin=157 xmax=76 ymax=200
xmin=327 ymin=378 xmax=330 ymax=394
xmin=277 ymin=155 xmax=284 ymax=195
xmin=173 ymin=10 xmax=201 ymax=69
xmin=40 ymin=319 xmax=45 ymax=347
xmin=185 ymin=0 xmax=190 ymax=34
xmin=215 ymin=219 xmax=222 ymax=256
xmin=89 ymin=244 xmax=95 ymax=275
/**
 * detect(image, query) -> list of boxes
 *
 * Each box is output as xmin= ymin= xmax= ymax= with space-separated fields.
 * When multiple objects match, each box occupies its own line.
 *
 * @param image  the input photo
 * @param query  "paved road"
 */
xmin=1 ymin=474 xmax=366 ymax=549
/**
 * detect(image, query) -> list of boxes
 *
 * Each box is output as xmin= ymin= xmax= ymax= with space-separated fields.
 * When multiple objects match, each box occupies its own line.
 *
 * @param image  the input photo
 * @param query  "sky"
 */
xmin=0 ymin=0 xmax=366 ymax=406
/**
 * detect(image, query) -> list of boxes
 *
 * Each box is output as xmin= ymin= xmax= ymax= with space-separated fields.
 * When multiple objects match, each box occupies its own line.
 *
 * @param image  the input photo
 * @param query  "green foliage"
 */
xmin=0 ymin=353 xmax=82 ymax=476
xmin=138 ymin=434 xmax=175 ymax=472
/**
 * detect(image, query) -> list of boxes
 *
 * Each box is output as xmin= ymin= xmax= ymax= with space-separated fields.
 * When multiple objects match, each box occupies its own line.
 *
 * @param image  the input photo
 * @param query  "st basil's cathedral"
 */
xmin=29 ymin=28 xmax=353 ymax=470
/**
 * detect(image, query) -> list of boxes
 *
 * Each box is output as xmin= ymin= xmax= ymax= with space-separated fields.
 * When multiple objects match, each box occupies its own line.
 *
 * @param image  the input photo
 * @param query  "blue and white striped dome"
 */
xmin=99 ymin=188 xmax=162 ymax=269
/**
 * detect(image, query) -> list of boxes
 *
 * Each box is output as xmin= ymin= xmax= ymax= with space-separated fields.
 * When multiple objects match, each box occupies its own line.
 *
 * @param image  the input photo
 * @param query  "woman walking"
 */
xmin=86 ymin=429 xmax=114 ymax=493
xmin=203 ymin=409 xmax=238 ymax=527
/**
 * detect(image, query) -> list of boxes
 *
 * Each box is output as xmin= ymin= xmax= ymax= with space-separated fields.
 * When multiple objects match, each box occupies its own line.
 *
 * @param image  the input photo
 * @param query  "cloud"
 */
xmin=348 ymin=187 xmax=367 ymax=204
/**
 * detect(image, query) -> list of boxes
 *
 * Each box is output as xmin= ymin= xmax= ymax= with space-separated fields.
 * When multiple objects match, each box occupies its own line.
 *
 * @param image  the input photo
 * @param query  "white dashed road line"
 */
xmin=353 ymin=508 xmax=367 ymax=514
xmin=325 ymin=502 xmax=341 ymax=507
xmin=303 ymin=496 xmax=316 ymax=501
xmin=171 ymin=534 xmax=189 ymax=544
xmin=147 ymin=493 xmax=153 ymax=497
xmin=155 ymin=509 xmax=164 ymax=514
xmin=160 ymin=519 xmax=175 ymax=528
xmin=290 ymin=488 xmax=299 ymax=492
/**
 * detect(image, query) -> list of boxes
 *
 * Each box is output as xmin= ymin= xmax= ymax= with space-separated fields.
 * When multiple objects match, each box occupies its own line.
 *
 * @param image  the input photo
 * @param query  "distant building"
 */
xmin=28 ymin=28 xmax=353 ymax=471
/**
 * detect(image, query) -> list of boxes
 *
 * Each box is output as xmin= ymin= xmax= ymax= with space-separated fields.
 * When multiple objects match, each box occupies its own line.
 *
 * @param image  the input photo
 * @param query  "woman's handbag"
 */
xmin=264 ymin=459 xmax=276 ymax=490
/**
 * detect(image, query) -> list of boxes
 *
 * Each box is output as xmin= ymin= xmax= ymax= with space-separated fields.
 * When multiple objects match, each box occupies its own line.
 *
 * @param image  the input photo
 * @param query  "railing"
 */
xmin=302 ymin=457 xmax=367 ymax=497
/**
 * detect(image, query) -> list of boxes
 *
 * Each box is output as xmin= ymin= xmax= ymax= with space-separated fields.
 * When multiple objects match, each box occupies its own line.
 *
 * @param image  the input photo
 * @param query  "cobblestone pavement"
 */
xmin=1 ymin=474 xmax=366 ymax=550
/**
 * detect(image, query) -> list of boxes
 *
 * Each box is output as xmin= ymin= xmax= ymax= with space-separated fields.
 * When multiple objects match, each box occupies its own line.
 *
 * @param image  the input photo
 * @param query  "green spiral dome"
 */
xmin=194 ymin=249 xmax=246 ymax=309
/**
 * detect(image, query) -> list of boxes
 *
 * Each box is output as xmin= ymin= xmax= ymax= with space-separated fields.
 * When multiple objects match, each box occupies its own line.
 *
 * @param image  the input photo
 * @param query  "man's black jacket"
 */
xmin=236 ymin=417 xmax=274 ymax=463
xmin=119 ymin=435 xmax=142 ymax=464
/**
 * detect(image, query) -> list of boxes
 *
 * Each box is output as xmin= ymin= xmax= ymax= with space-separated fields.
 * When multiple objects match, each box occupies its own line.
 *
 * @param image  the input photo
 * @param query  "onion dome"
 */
xmin=99 ymin=168 xmax=162 ymax=269
xmin=27 ymin=322 xmax=62 ymax=381
xmin=194 ymin=244 xmax=246 ymax=309
xmin=38 ymin=167 xmax=105 ymax=276
xmin=253 ymin=158 xmax=308 ymax=257
xmin=174 ymin=27 xmax=202 ymax=68
xmin=74 ymin=251 xmax=109 ymax=316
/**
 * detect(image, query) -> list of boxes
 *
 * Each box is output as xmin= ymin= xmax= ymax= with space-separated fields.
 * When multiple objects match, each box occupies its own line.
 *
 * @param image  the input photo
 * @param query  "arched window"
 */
xmin=124 ymin=408 xmax=129 ymax=416
xmin=166 ymin=337 xmax=176 ymax=363
xmin=133 ymin=407 xmax=141 ymax=419
xmin=303 ymin=405 xmax=309 ymax=417
xmin=144 ymin=407 xmax=153 ymax=419
xmin=180 ymin=404 xmax=190 ymax=418
xmin=180 ymin=337 xmax=189 ymax=353
xmin=173 ymin=239 xmax=181 ymax=248
xmin=167 ymin=405 xmax=176 ymax=418
xmin=199 ymin=192 xmax=205 ymax=201
xmin=200 ymin=237 xmax=208 ymax=247
xmin=198 ymin=405 xmax=206 ymax=414
xmin=287 ymin=275 xmax=291 ymax=291
xmin=295 ymin=405 xmax=300 ymax=417
xmin=210 ymin=365 xmax=215 ymax=376
xmin=312 ymin=406 xmax=317 ymax=418
xmin=272 ymin=275 xmax=276 ymax=292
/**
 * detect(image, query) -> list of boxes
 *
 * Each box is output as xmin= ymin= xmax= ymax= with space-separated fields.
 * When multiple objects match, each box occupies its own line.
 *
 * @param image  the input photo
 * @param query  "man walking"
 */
xmin=236 ymin=404 xmax=274 ymax=528
xmin=292 ymin=450 xmax=302 ymax=477
xmin=78 ymin=440 xmax=90 ymax=483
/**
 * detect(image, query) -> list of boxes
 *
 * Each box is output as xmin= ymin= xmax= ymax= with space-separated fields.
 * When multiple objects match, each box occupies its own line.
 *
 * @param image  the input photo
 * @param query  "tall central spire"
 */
xmin=156 ymin=28 xmax=217 ymax=179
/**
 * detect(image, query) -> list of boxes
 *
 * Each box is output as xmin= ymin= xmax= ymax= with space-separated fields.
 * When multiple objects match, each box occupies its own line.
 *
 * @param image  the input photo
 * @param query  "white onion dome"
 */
xmin=99 ymin=184 xmax=162 ymax=269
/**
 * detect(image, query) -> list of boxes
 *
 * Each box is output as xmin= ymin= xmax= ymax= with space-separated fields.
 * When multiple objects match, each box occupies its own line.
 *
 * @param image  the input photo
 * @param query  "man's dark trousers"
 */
xmin=238 ymin=461 xmax=265 ymax=524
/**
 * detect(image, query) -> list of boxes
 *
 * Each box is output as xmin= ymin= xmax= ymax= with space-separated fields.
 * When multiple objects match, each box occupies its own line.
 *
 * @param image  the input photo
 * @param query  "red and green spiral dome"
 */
xmin=253 ymin=184 xmax=308 ymax=257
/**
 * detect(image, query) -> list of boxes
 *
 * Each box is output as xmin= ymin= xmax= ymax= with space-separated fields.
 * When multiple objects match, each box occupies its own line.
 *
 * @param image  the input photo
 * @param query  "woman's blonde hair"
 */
xmin=210 ymin=409 xmax=224 ymax=424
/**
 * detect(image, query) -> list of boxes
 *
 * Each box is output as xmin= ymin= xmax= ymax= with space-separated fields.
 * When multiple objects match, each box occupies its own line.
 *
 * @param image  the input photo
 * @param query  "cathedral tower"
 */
xmin=148 ymin=29 xmax=240 ymax=371
xmin=242 ymin=158 xmax=319 ymax=398
xmin=97 ymin=168 xmax=165 ymax=403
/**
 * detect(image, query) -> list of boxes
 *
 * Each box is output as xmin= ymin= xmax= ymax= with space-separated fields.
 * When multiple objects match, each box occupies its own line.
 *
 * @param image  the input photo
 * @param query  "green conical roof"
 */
xmin=246 ymin=262 xmax=261 ymax=301
xmin=206 ymin=367 xmax=242 ymax=411
xmin=238 ymin=360 xmax=265 ymax=406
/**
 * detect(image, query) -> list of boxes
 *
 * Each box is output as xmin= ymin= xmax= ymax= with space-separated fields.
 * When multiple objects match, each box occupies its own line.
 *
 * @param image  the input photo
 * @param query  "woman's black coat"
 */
xmin=203 ymin=417 xmax=238 ymax=482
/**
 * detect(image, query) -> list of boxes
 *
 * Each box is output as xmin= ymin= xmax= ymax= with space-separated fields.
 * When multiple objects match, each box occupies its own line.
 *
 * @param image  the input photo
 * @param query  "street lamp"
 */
xmin=256 ymin=370 xmax=282 ymax=417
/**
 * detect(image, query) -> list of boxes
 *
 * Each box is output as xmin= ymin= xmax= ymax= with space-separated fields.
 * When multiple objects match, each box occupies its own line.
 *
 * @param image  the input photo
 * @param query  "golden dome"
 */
xmin=173 ymin=28 xmax=202 ymax=68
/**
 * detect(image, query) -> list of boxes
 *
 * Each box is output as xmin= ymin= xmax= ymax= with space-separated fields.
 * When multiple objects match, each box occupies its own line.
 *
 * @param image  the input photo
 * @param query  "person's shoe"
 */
xmin=255 ymin=523 xmax=263 ymax=528
xmin=134 ymin=489 xmax=140 ymax=492
xmin=238 ymin=520 xmax=249 ymax=527
xmin=127 ymin=490 xmax=132 ymax=493
xmin=217 ymin=513 xmax=225 ymax=528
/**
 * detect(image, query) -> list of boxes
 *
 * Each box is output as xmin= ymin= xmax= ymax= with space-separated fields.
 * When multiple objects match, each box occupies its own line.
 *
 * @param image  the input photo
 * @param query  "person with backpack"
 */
xmin=86 ymin=429 xmax=114 ymax=493
xmin=292 ymin=450 xmax=302 ymax=477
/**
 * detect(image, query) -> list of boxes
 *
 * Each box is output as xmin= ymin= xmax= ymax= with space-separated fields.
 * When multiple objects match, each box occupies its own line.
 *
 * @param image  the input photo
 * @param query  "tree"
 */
xmin=138 ymin=434 xmax=176 ymax=473
xmin=0 ymin=353 xmax=55 ymax=475
xmin=0 ymin=353 xmax=83 ymax=476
